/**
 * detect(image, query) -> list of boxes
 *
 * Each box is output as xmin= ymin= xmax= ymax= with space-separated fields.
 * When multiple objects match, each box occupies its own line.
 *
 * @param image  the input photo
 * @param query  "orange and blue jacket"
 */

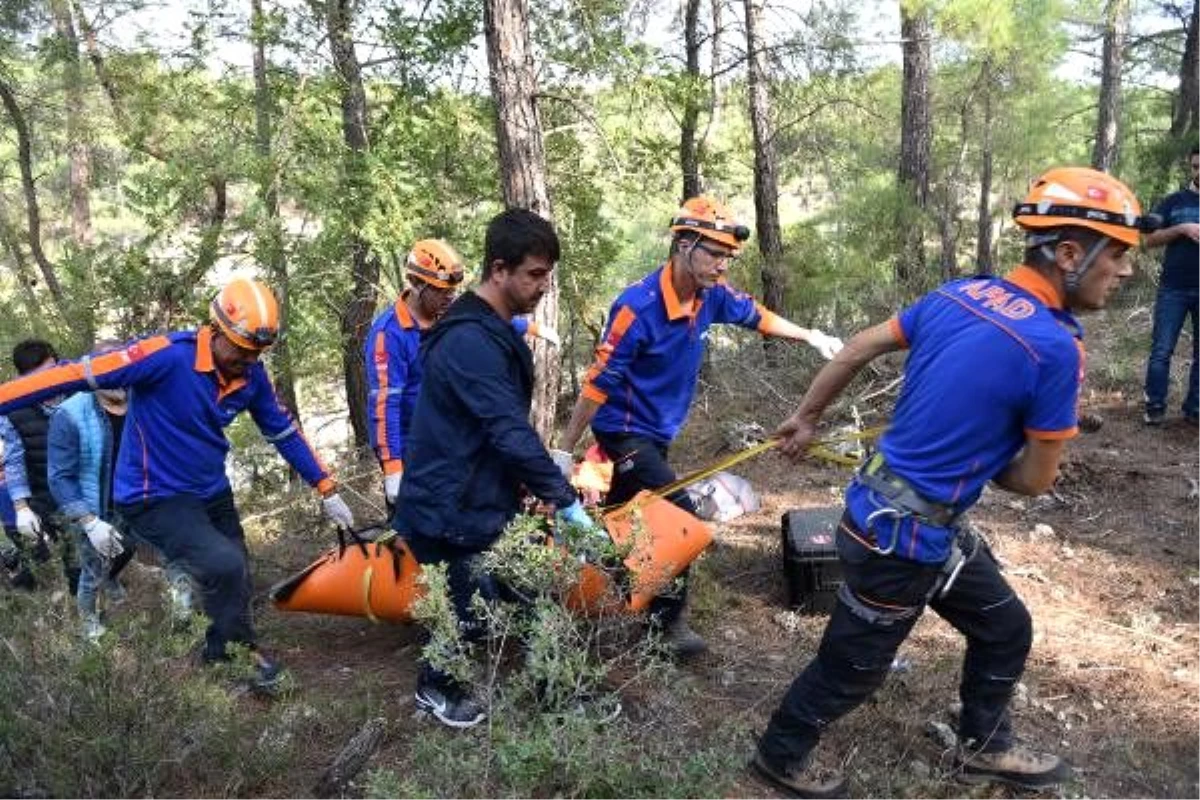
xmin=585 ymin=262 xmax=779 ymax=444
xmin=365 ymin=298 xmax=541 ymax=476
xmin=365 ymin=297 xmax=422 ymax=476
xmin=0 ymin=328 xmax=334 ymax=504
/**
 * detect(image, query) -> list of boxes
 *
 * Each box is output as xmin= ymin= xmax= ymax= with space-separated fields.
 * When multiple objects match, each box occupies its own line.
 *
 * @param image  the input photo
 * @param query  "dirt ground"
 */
xmin=222 ymin=388 xmax=1197 ymax=800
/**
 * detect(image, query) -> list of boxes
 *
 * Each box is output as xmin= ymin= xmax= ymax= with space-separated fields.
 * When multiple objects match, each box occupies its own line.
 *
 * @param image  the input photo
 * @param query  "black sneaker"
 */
xmin=415 ymin=684 xmax=487 ymax=729
xmin=1144 ymin=408 xmax=1166 ymax=426
xmin=248 ymin=653 xmax=288 ymax=697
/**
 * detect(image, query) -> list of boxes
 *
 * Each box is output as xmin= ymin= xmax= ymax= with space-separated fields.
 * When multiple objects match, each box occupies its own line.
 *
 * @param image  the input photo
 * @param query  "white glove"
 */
xmin=15 ymin=506 xmax=42 ymax=542
xmin=384 ymin=472 xmax=402 ymax=504
xmin=808 ymin=331 xmax=844 ymax=361
xmin=549 ymin=448 xmax=575 ymax=480
xmin=530 ymin=322 xmax=561 ymax=347
xmin=322 ymin=492 xmax=356 ymax=528
xmin=83 ymin=517 xmax=124 ymax=559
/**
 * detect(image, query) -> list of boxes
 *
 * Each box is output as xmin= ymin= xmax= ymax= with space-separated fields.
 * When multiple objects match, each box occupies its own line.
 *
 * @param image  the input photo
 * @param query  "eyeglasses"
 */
xmin=692 ymin=241 xmax=737 ymax=264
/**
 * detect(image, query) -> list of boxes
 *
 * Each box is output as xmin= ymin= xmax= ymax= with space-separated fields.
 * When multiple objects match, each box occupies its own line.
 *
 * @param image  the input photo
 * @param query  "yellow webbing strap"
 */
xmin=608 ymin=425 xmax=886 ymax=513
xmin=362 ymin=565 xmax=378 ymax=624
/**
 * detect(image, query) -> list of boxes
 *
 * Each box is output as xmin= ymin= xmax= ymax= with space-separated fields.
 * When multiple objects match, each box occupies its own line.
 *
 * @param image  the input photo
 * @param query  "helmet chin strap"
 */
xmin=1060 ymin=236 xmax=1111 ymax=298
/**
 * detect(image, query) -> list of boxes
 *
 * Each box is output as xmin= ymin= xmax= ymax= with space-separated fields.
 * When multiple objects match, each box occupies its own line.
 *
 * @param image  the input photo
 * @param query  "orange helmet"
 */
xmin=1012 ymin=167 xmax=1147 ymax=247
xmin=406 ymin=239 xmax=465 ymax=290
xmin=670 ymin=196 xmax=751 ymax=252
xmin=210 ymin=277 xmax=280 ymax=350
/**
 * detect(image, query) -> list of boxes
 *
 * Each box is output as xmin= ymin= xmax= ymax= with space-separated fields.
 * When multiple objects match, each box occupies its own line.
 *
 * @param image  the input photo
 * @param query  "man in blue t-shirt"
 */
xmin=1143 ymin=146 xmax=1199 ymax=426
xmin=751 ymin=167 xmax=1148 ymax=798
xmin=558 ymin=195 xmax=843 ymax=657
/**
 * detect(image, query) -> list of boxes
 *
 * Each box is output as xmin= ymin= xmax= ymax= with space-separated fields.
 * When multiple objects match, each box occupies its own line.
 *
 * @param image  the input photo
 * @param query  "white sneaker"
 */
xmin=82 ymin=616 xmax=107 ymax=642
xmin=167 ymin=576 xmax=194 ymax=621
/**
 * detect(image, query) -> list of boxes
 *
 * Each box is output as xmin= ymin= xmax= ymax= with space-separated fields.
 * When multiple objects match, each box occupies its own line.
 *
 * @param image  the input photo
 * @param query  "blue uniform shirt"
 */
xmin=585 ymin=263 xmax=775 ymax=444
xmin=1153 ymin=187 xmax=1198 ymax=290
xmin=846 ymin=265 xmax=1082 ymax=562
xmin=0 ymin=328 xmax=334 ymax=504
xmin=365 ymin=297 xmax=422 ymax=474
xmin=365 ymin=296 xmax=539 ymax=474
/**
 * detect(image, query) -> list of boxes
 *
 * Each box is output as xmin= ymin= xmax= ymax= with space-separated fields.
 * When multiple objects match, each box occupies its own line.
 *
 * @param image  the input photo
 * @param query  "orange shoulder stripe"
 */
xmin=372 ymin=330 xmax=392 ymax=462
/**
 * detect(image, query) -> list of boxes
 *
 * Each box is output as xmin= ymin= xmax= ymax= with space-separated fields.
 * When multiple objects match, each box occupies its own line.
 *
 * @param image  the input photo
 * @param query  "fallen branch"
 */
xmin=313 ymin=716 xmax=387 ymax=798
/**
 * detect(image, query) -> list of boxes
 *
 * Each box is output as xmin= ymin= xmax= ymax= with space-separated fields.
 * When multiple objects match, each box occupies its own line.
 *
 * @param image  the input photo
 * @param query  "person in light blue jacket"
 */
xmin=48 ymin=360 xmax=192 ymax=638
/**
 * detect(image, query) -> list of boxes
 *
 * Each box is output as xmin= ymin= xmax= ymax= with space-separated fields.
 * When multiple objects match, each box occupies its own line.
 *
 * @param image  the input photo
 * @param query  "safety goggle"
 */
xmin=407 ymin=255 xmax=465 ymax=287
xmin=1013 ymin=201 xmax=1164 ymax=234
xmin=671 ymin=215 xmax=751 ymax=242
xmin=212 ymin=303 xmax=278 ymax=348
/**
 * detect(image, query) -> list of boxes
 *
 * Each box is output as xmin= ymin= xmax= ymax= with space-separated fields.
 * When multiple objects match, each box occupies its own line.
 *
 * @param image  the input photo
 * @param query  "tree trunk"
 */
xmin=680 ymin=0 xmax=703 ymax=202
xmin=484 ymin=0 xmax=558 ymax=441
xmin=0 ymin=75 xmax=72 ymax=327
xmin=1170 ymin=0 xmax=1198 ymax=141
xmin=897 ymin=2 xmax=932 ymax=290
xmin=975 ymin=85 xmax=995 ymax=274
xmin=1092 ymin=0 xmax=1129 ymax=172
xmin=50 ymin=0 xmax=93 ymax=250
xmin=251 ymin=0 xmax=301 ymax=423
xmin=326 ymin=0 xmax=376 ymax=449
xmin=744 ymin=0 xmax=785 ymax=319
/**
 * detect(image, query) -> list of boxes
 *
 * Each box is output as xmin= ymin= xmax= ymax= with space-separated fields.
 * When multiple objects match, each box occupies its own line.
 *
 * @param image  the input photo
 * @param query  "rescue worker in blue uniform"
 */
xmin=365 ymin=239 xmax=560 ymax=511
xmin=558 ymin=195 xmax=844 ymax=656
xmin=0 ymin=278 xmax=356 ymax=692
xmin=752 ymin=167 xmax=1152 ymax=798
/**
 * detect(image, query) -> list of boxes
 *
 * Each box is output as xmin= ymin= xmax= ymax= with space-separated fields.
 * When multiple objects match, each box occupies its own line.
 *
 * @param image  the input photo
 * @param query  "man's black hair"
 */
xmin=12 ymin=339 xmax=58 ymax=376
xmin=670 ymin=231 xmax=701 ymax=256
xmin=482 ymin=208 xmax=560 ymax=280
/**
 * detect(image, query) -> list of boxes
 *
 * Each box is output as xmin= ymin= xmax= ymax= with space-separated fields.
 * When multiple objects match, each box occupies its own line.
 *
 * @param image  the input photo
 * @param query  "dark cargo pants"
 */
xmin=117 ymin=491 xmax=254 ymax=662
xmin=758 ymin=511 xmax=1033 ymax=769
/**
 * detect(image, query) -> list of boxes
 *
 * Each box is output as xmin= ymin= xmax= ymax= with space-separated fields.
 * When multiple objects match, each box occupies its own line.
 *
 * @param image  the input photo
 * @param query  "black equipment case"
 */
xmin=781 ymin=507 xmax=844 ymax=614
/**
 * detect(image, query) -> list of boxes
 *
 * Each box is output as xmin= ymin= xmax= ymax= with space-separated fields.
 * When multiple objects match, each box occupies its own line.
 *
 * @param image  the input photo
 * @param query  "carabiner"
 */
xmin=864 ymin=506 xmax=906 ymax=556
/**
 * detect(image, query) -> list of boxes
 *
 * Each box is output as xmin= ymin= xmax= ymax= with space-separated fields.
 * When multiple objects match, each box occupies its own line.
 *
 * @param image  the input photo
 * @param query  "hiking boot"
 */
xmin=1144 ymin=408 xmax=1166 ymax=426
xmin=415 ymin=682 xmax=487 ymax=729
xmin=955 ymin=742 xmax=1071 ymax=791
xmin=662 ymin=615 xmax=708 ymax=658
xmin=751 ymin=751 xmax=847 ymax=799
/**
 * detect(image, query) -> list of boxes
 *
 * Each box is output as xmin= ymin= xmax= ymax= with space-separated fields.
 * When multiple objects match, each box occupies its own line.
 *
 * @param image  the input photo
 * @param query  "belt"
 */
xmin=837 ymin=523 xmax=983 ymax=626
xmin=855 ymin=453 xmax=961 ymax=528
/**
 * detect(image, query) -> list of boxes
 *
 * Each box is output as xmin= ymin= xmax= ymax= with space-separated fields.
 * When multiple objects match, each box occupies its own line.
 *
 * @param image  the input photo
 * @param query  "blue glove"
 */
xmin=557 ymin=499 xmax=593 ymax=528
xmin=555 ymin=500 xmax=608 ymax=560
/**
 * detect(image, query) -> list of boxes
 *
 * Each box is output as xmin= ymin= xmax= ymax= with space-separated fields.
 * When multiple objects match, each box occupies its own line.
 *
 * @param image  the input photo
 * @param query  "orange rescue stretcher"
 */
xmin=269 ymin=490 xmax=711 ymax=622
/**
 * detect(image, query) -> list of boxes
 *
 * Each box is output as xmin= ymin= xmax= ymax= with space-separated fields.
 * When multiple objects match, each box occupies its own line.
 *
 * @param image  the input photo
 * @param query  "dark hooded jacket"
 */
xmin=392 ymin=291 xmax=576 ymax=551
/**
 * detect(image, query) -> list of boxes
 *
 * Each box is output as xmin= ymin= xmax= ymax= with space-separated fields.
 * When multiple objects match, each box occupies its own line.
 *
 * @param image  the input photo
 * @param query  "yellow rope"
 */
xmin=604 ymin=425 xmax=886 ymax=514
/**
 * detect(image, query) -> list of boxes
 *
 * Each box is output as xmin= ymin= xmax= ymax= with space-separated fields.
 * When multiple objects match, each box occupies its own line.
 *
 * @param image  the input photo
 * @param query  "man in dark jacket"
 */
xmin=1 ymin=339 xmax=76 ymax=592
xmin=392 ymin=207 xmax=593 ymax=729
